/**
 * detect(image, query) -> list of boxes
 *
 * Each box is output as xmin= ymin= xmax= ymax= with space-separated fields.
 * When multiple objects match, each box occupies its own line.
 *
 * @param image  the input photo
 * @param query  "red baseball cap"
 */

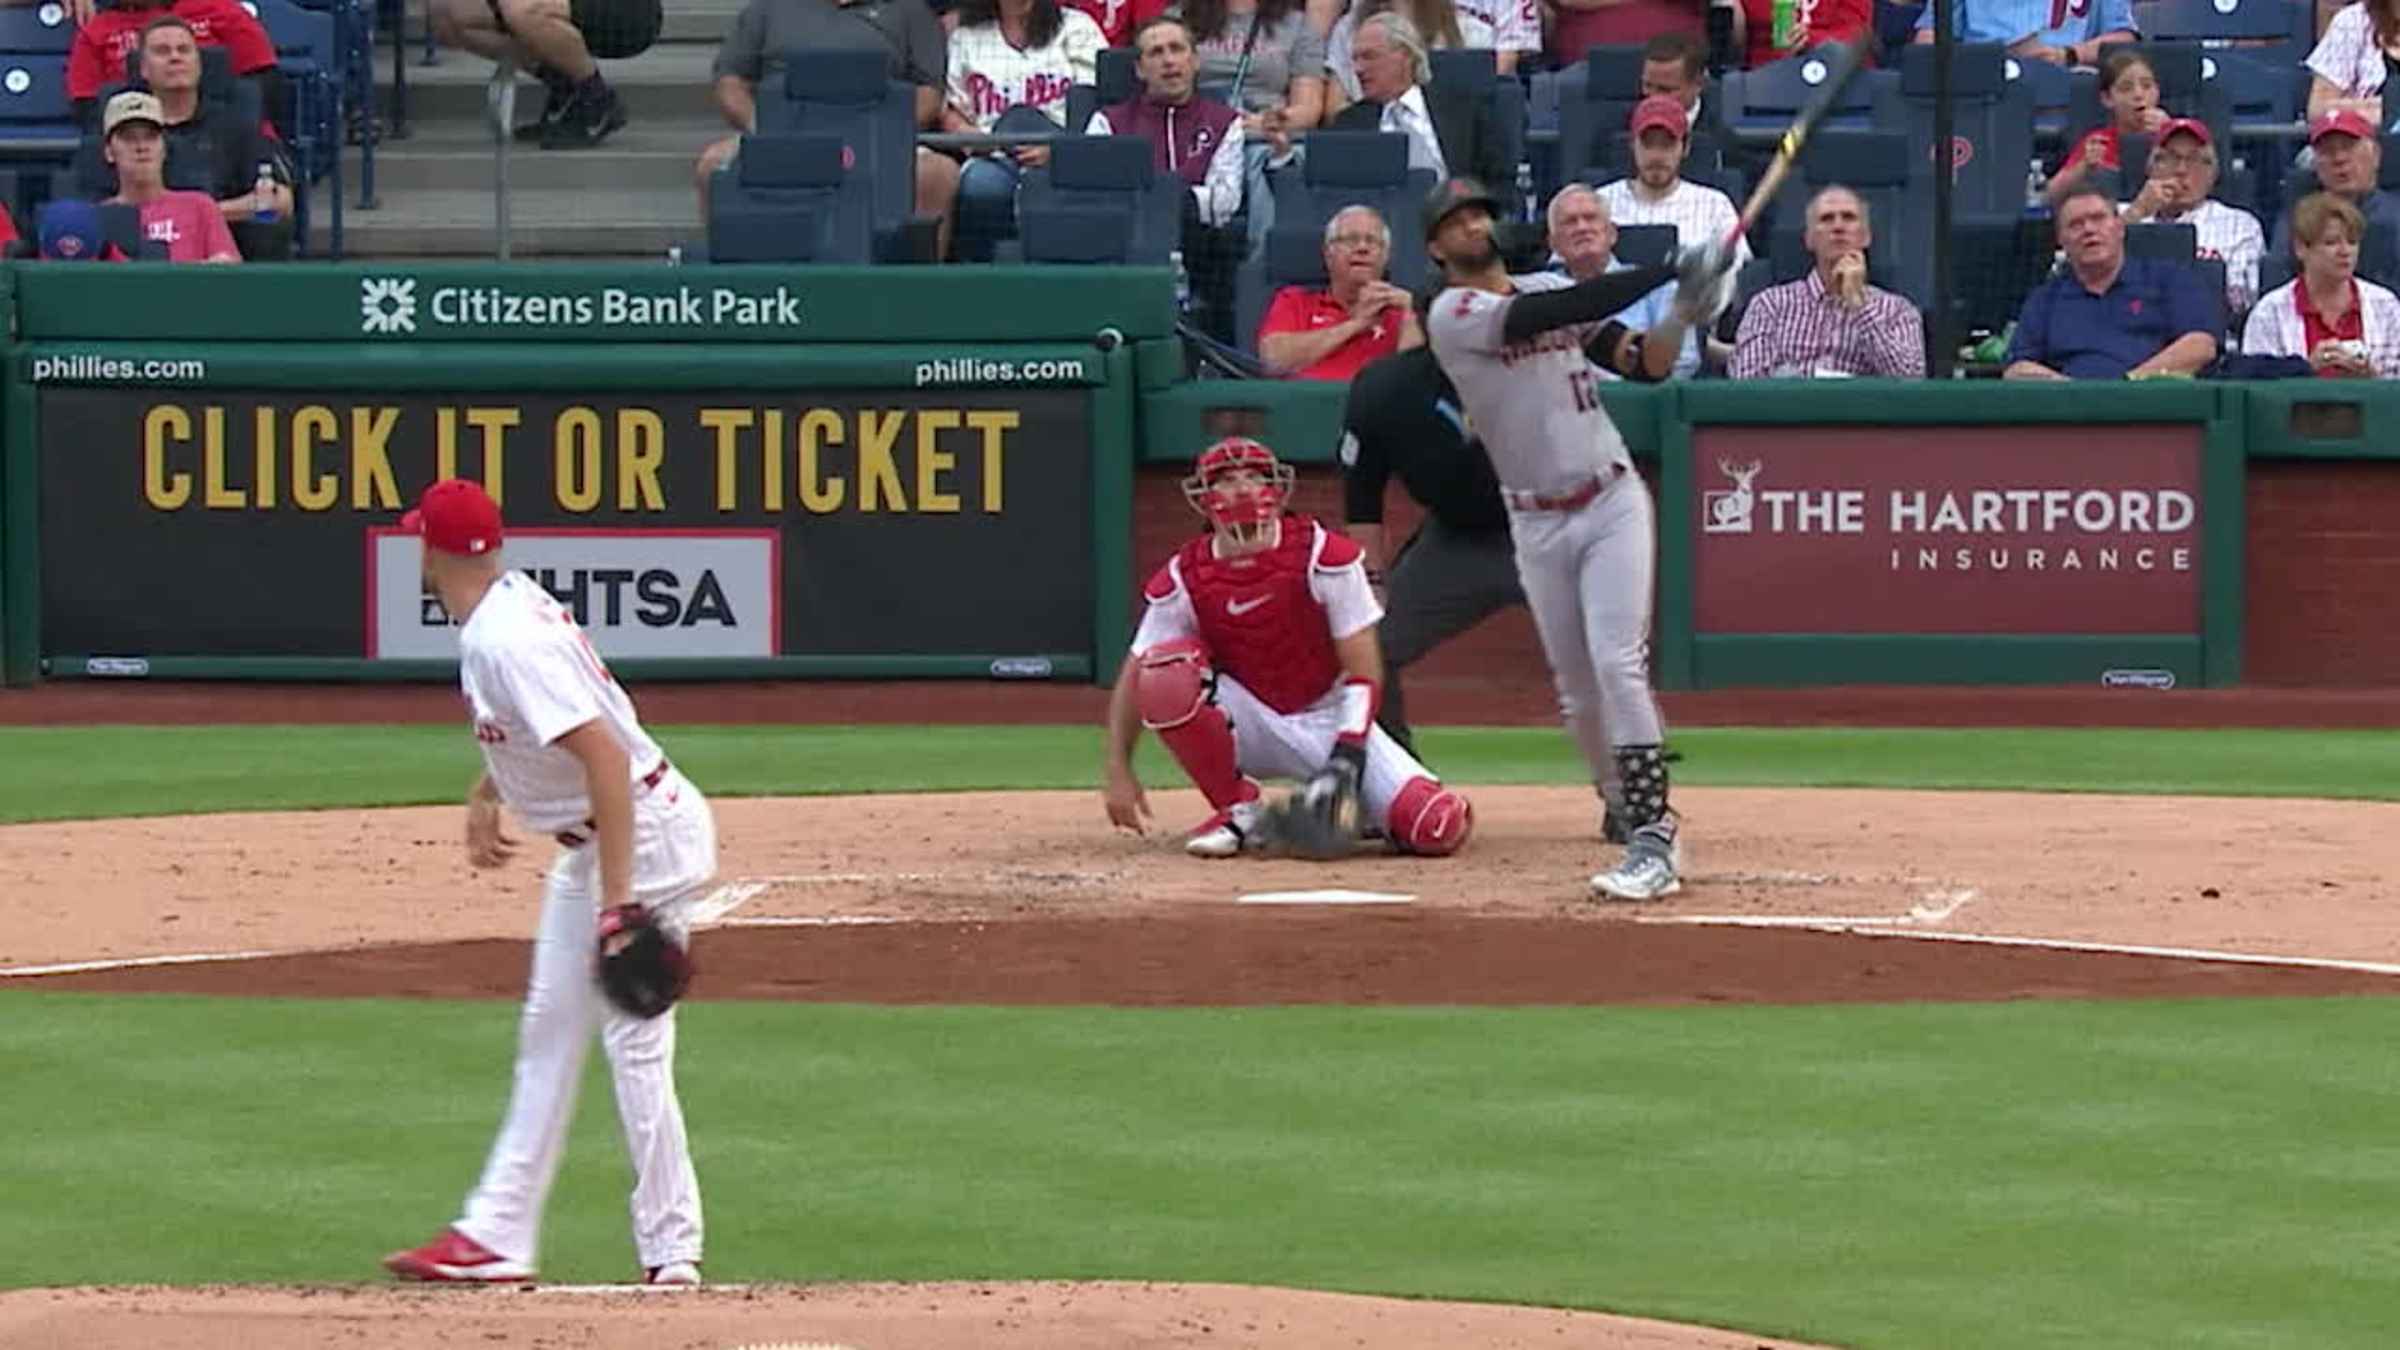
xmin=2310 ymin=108 xmax=2375 ymax=146
xmin=402 ymin=478 xmax=504 ymax=556
xmin=1629 ymin=94 xmax=1689 ymax=140
xmin=2155 ymin=117 xmax=2210 ymax=147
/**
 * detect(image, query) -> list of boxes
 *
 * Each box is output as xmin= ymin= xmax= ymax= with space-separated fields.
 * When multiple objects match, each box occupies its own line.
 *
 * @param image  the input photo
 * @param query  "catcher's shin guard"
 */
xmin=1135 ymin=637 xmax=1254 ymax=810
xmin=1386 ymin=775 xmax=1473 ymax=856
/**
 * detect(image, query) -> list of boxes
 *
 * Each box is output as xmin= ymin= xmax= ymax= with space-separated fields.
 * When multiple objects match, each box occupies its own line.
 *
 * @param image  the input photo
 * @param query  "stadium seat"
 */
xmin=1014 ymin=134 xmax=1183 ymax=264
xmin=2003 ymin=51 xmax=2077 ymax=139
xmin=1720 ymin=49 xmax=1904 ymax=134
xmin=0 ymin=1 xmax=75 ymax=55
xmin=1428 ymin=46 xmax=1526 ymax=206
xmin=1613 ymin=221 xmax=1677 ymax=266
xmin=1278 ymin=129 xmax=1437 ymax=289
xmin=1900 ymin=43 xmax=2034 ymax=215
xmin=763 ymin=47 xmax=922 ymax=249
xmin=2133 ymin=0 xmax=2311 ymax=62
xmin=705 ymin=132 xmax=873 ymax=263
xmin=2126 ymin=220 xmax=2199 ymax=260
xmin=1016 ymin=205 xmax=1137 ymax=263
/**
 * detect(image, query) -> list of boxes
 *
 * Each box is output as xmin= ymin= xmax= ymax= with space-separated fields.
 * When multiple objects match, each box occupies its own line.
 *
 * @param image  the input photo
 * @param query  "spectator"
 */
xmin=1327 ymin=0 xmax=1491 ymax=108
xmin=1088 ymin=16 xmax=1244 ymax=229
xmin=36 ymin=199 xmax=131 ymax=261
xmin=2243 ymin=191 xmax=2400 ymax=377
xmin=1911 ymin=0 xmax=2135 ymax=66
xmin=77 ymin=18 xmax=293 ymax=260
xmin=99 ymin=91 xmax=240 ymax=262
xmin=1595 ymin=95 xmax=1751 ymax=321
xmin=696 ymin=0 xmax=958 ymax=256
xmin=66 ymin=0 xmax=275 ymax=127
xmin=1255 ymin=204 xmax=1422 ymax=377
xmin=2045 ymin=47 xmax=2165 ymax=207
xmin=2004 ymin=184 xmax=2217 ymax=379
xmin=1730 ymin=186 xmax=1925 ymax=378
xmin=1066 ymin=0 xmax=1140 ymax=43
xmin=1450 ymin=0 xmax=1537 ymax=73
xmin=429 ymin=0 xmax=661 ymax=147
xmin=2119 ymin=118 xmax=2264 ymax=314
xmin=1181 ymin=0 xmax=1327 ymax=127
xmin=1325 ymin=12 xmax=1509 ymax=189
xmin=1549 ymin=0 xmax=1702 ymax=69
xmin=2272 ymin=110 xmax=2400 ymax=263
xmin=1637 ymin=32 xmax=1711 ymax=129
xmin=1545 ymin=182 xmax=1709 ymax=377
xmin=2304 ymin=0 xmax=2400 ymax=128
xmin=944 ymin=0 xmax=1105 ymax=259
xmin=1729 ymin=0 xmax=1867 ymax=68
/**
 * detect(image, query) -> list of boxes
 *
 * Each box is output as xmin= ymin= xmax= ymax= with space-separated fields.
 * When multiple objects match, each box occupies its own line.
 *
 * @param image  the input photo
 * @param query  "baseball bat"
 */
xmin=1719 ymin=39 xmax=1874 ymax=253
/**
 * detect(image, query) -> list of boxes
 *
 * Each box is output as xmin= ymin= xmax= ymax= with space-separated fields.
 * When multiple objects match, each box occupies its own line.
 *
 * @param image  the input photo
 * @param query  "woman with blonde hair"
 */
xmin=2243 ymin=191 xmax=2400 ymax=377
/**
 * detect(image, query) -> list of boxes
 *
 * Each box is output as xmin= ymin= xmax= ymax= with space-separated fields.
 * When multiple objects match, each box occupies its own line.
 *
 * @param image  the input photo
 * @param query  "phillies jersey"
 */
xmin=458 ymin=571 xmax=667 ymax=833
xmin=1428 ymin=272 xmax=1635 ymax=498
xmin=1132 ymin=515 xmax=1382 ymax=714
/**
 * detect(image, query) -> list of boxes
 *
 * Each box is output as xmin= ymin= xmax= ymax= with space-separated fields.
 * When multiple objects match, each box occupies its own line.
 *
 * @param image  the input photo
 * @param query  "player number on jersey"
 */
xmin=1567 ymin=368 xmax=1600 ymax=414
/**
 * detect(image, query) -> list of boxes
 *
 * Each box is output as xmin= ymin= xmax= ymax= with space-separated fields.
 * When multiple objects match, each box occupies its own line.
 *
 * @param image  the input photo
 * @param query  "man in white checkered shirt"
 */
xmin=1596 ymin=95 xmax=1751 ymax=327
xmin=2118 ymin=118 xmax=2264 ymax=315
xmin=1730 ymin=185 xmax=1925 ymax=379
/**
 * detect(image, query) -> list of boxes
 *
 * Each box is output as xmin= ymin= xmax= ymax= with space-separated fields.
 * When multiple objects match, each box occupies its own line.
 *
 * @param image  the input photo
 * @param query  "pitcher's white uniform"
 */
xmin=1427 ymin=272 xmax=1672 ymax=839
xmin=451 ymin=570 xmax=716 ymax=1275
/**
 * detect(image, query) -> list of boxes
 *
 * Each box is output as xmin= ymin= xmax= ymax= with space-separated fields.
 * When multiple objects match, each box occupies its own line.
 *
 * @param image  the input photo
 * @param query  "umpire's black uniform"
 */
xmin=1338 ymin=345 xmax=1520 ymax=755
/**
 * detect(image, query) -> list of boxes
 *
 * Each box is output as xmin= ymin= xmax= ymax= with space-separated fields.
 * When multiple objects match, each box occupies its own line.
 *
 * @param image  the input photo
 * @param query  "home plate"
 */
xmin=1238 ymin=889 xmax=1417 ymax=905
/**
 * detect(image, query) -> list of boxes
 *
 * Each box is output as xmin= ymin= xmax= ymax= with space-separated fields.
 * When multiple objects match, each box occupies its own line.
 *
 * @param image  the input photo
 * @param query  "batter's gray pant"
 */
xmin=1507 ymin=470 xmax=1666 ymax=782
xmin=1375 ymin=516 xmax=1523 ymax=754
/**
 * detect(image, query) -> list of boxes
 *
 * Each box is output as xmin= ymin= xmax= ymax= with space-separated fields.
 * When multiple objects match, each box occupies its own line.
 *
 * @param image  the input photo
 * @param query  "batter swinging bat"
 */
xmin=1721 ymin=39 xmax=1874 ymax=253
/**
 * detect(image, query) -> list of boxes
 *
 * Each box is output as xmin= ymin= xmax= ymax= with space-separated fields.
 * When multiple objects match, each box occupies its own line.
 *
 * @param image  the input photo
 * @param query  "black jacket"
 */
xmin=1330 ymin=84 xmax=1508 ymax=194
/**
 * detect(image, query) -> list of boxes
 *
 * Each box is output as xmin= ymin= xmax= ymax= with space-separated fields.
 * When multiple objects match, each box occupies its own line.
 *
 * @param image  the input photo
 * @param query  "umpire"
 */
xmin=1339 ymin=302 xmax=1633 ymax=842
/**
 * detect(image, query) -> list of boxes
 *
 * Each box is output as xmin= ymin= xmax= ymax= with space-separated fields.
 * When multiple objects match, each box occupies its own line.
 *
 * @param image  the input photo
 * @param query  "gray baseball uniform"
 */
xmin=1426 ymin=272 xmax=1676 ymax=862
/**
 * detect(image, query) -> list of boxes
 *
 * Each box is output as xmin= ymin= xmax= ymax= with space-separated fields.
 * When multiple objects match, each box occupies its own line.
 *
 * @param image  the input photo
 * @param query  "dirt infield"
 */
xmin=8 ymin=783 xmax=2396 ymax=1349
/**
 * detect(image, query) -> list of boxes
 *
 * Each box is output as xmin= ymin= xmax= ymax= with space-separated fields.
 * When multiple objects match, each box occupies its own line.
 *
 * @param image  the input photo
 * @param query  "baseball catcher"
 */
xmin=1100 ymin=436 xmax=1474 ymax=860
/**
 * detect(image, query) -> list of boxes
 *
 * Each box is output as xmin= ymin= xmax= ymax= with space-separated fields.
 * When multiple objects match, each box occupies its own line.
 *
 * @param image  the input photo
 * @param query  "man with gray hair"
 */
xmin=1730 ymin=186 xmax=1925 ymax=378
xmin=1257 ymin=204 xmax=1423 ymax=379
xmin=1546 ymin=183 xmax=1710 ymax=378
xmin=1326 ymin=11 xmax=1508 ymax=190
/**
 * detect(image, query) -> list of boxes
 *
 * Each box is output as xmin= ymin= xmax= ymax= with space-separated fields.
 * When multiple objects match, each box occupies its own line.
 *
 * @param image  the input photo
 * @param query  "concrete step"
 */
xmin=402 ymin=43 xmax=726 ymax=124
xmin=314 ymin=185 xmax=693 ymax=256
xmin=366 ymin=128 xmax=716 ymax=192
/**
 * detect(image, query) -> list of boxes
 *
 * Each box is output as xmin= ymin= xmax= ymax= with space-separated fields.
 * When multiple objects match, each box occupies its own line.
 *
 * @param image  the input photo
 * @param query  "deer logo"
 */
xmin=1704 ymin=458 xmax=1762 ymax=534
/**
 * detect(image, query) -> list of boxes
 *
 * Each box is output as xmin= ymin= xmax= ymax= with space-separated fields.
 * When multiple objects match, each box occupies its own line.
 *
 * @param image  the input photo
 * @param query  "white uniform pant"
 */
xmin=455 ymin=768 xmax=717 ymax=1271
xmin=1508 ymin=471 xmax=1667 ymax=772
xmin=1215 ymin=675 xmax=1437 ymax=823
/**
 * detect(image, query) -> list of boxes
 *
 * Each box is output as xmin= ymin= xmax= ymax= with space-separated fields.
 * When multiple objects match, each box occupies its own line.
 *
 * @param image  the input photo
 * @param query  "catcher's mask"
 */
xmin=1183 ymin=437 xmax=1294 ymax=549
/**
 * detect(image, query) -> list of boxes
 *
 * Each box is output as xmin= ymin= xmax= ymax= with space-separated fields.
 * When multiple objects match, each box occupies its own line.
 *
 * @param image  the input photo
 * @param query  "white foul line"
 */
xmin=0 ymin=949 xmax=277 ymax=979
xmin=1652 ymin=917 xmax=2400 ymax=978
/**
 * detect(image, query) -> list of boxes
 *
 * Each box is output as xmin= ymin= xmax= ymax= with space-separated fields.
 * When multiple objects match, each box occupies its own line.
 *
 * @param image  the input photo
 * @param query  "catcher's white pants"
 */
xmin=455 ymin=768 xmax=717 ymax=1272
xmin=1215 ymin=675 xmax=1437 ymax=823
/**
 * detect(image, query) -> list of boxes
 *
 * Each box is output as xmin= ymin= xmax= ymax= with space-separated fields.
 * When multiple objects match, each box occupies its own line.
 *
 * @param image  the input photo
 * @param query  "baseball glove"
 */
xmin=596 ymin=903 xmax=692 ymax=1019
xmin=1267 ymin=744 xmax=1365 ymax=862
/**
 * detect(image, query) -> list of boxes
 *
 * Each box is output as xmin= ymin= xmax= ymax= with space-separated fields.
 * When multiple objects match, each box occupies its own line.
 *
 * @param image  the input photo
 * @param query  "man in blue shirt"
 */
xmin=2005 ymin=184 xmax=2220 ymax=379
xmin=1913 ymin=0 xmax=2137 ymax=68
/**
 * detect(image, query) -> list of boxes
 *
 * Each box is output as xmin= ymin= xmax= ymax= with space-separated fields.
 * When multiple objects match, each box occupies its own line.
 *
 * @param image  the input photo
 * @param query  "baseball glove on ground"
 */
xmin=597 ymin=903 xmax=692 ymax=1019
xmin=1266 ymin=745 xmax=1364 ymax=861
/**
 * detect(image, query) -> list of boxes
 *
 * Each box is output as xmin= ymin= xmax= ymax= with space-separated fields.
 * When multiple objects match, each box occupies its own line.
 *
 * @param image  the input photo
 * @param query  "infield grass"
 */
xmin=4 ymin=991 xmax=2397 ymax=1349
xmin=2 ymin=724 xmax=2397 ymax=822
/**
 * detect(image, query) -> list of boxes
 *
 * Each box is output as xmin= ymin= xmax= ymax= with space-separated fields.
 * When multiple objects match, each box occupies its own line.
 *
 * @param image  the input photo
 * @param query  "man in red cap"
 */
xmin=2120 ymin=117 xmax=2265 ymax=314
xmin=1594 ymin=94 xmax=1751 ymax=328
xmin=2273 ymin=109 xmax=2400 ymax=282
xmin=382 ymin=478 xmax=717 ymax=1289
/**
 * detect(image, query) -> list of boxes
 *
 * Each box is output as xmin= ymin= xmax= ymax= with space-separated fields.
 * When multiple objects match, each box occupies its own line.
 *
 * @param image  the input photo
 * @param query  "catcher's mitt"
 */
xmin=1265 ymin=744 xmax=1364 ymax=861
xmin=596 ymin=903 xmax=692 ymax=1019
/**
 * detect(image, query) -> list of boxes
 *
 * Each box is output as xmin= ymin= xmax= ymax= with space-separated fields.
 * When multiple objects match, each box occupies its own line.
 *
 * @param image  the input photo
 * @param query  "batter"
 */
xmin=1420 ymin=175 xmax=1711 ymax=901
xmin=382 ymin=478 xmax=715 ymax=1287
xmin=1101 ymin=437 xmax=1474 ymax=859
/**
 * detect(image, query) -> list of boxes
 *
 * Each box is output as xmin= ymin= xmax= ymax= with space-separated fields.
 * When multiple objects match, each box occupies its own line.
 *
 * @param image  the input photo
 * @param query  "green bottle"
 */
xmin=1771 ymin=0 xmax=1802 ymax=52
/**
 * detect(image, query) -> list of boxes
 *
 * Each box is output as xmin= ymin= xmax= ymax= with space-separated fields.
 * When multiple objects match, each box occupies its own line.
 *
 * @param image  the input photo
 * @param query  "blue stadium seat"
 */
xmin=2197 ymin=46 xmax=2296 ymax=124
xmin=1234 ymin=224 xmax=1331 ymax=356
xmin=1427 ymin=46 xmax=1526 ymax=209
xmin=2133 ymin=0 xmax=2310 ymax=62
xmin=763 ymin=47 xmax=921 ymax=246
xmin=0 ymin=49 xmax=79 ymax=195
xmin=705 ymin=132 xmax=873 ymax=263
xmin=0 ymin=2 xmax=75 ymax=55
xmin=1720 ymin=50 xmax=1904 ymax=134
xmin=1279 ymin=129 xmax=1437 ymax=289
xmin=2126 ymin=220 xmax=2198 ymax=260
xmin=1015 ymin=134 xmax=1183 ymax=264
xmin=1017 ymin=205 xmax=1136 ymax=263
xmin=1067 ymin=46 xmax=1138 ymax=135
xmin=1613 ymin=221 xmax=1677 ymax=266
xmin=2003 ymin=50 xmax=2077 ymax=139
xmin=1901 ymin=43 xmax=2033 ymax=215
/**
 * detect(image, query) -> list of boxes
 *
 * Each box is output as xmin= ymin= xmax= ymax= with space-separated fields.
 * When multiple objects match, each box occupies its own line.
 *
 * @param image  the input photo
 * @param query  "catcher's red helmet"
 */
xmin=1182 ymin=437 xmax=1295 ymax=537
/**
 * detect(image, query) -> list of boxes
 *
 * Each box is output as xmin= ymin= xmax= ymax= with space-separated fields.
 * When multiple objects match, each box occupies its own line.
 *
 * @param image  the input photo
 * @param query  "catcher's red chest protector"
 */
xmin=1173 ymin=516 xmax=1341 ymax=715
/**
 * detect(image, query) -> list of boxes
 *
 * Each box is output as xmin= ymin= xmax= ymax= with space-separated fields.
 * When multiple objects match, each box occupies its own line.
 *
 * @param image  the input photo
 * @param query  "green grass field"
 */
xmin=8 ymin=724 xmax=2397 ymax=1348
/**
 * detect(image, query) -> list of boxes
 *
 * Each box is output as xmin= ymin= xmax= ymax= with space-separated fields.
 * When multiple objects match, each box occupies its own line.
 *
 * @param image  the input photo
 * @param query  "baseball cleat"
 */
xmin=644 ymin=1261 xmax=703 ymax=1286
xmin=1590 ymin=848 xmax=1681 ymax=902
xmin=1186 ymin=799 xmax=1267 ymax=858
xmin=382 ymin=1227 xmax=535 ymax=1284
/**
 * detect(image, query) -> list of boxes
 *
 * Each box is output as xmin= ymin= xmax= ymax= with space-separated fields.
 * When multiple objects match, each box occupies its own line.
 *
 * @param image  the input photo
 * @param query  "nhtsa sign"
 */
xmin=366 ymin=529 xmax=780 ymax=660
xmin=358 ymin=276 xmax=805 ymax=337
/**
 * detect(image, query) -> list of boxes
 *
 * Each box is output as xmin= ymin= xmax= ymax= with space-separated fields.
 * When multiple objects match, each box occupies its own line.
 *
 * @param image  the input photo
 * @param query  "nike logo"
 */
xmin=1228 ymin=595 xmax=1269 ymax=617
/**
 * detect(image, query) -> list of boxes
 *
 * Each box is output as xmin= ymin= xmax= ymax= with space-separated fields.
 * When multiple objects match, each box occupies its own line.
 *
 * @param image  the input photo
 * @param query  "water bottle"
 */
xmin=2024 ymin=157 xmax=2046 ymax=209
xmin=1516 ymin=161 xmax=1537 ymax=223
xmin=252 ymin=161 xmax=280 ymax=225
xmin=1170 ymin=248 xmax=1192 ymax=316
xmin=1770 ymin=0 xmax=1799 ymax=52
